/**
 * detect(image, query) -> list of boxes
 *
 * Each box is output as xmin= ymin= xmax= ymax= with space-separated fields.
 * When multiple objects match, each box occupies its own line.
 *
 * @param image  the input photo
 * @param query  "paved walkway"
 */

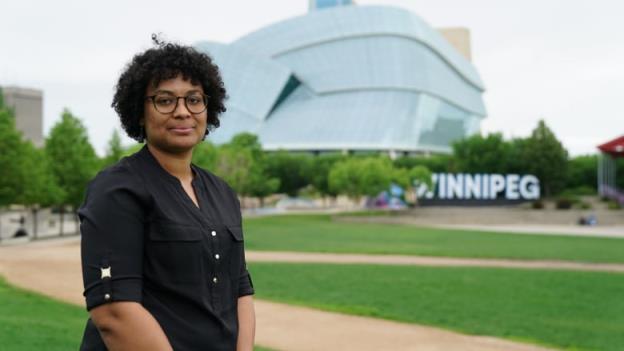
xmin=0 ymin=239 xmax=557 ymax=351
xmin=247 ymin=251 xmax=624 ymax=273
xmin=435 ymin=224 xmax=624 ymax=238
xmin=336 ymin=216 xmax=624 ymax=239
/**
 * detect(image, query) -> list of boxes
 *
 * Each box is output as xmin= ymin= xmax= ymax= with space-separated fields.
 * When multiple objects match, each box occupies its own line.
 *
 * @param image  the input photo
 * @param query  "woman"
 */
xmin=78 ymin=39 xmax=256 ymax=351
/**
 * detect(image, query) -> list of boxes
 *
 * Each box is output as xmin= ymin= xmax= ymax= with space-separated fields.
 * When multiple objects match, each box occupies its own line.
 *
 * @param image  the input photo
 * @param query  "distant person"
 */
xmin=78 ymin=36 xmax=255 ymax=351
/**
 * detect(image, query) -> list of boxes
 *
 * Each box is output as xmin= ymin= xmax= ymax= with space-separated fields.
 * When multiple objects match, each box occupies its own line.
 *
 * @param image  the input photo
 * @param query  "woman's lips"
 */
xmin=169 ymin=127 xmax=194 ymax=134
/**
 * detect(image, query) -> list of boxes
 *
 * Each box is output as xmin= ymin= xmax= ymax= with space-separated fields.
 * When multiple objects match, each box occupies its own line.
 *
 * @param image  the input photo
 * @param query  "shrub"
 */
xmin=577 ymin=201 xmax=592 ymax=210
xmin=607 ymin=201 xmax=622 ymax=210
xmin=555 ymin=196 xmax=576 ymax=210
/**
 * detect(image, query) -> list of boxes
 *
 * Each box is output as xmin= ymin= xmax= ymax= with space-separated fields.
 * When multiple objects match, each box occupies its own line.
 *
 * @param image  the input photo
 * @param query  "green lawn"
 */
xmin=243 ymin=214 xmax=624 ymax=263
xmin=249 ymin=262 xmax=624 ymax=351
xmin=0 ymin=276 xmax=273 ymax=351
xmin=0 ymin=276 xmax=87 ymax=351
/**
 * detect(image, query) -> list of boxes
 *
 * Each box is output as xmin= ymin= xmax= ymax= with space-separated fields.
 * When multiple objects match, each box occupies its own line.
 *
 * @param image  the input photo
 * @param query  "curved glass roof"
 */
xmin=196 ymin=5 xmax=487 ymax=154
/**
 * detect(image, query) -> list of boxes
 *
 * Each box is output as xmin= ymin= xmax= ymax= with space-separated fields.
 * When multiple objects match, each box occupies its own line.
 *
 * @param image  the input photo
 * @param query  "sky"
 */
xmin=1 ymin=0 xmax=623 ymax=156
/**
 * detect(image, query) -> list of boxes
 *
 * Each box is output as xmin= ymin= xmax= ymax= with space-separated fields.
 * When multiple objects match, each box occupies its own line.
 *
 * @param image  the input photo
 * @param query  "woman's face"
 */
xmin=143 ymin=75 xmax=208 ymax=154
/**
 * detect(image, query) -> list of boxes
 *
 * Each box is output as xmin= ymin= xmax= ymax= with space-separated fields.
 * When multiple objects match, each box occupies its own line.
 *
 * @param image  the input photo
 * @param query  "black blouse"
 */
xmin=78 ymin=145 xmax=254 ymax=351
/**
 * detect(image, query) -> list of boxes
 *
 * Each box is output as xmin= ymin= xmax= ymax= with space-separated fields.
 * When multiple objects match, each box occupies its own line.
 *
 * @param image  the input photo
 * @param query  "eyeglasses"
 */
xmin=145 ymin=94 xmax=209 ymax=114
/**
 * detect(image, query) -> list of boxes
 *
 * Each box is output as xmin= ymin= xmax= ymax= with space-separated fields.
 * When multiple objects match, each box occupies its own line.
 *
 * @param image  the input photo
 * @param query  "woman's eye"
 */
xmin=187 ymin=96 xmax=202 ymax=105
xmin=156 ymin=97 xmax=173 ymax=105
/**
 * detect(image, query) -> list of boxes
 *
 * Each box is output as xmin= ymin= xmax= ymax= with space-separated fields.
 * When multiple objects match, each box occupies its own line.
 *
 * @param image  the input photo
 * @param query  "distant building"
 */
xmin=197 ymin=5 xmax=486 ymax=156
xmin=1 ymin=86 xmax=44 ymax=147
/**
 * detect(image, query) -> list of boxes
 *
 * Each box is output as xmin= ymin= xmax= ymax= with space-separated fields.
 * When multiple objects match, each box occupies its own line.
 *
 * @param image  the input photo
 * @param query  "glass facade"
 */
xmin=195 ymin=5 xmax=486 ymax=154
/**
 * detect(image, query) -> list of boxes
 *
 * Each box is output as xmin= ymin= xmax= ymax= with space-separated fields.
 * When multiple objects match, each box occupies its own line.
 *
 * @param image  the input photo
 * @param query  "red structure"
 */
xmin=597 ymin=135 xmax=624 ymax=205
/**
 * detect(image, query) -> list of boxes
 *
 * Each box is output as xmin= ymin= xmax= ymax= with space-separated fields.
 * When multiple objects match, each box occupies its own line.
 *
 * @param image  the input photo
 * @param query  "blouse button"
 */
xmin=212 ymin=277 xmax=218 ymax=284
xmin=211 ymin=230 xmax=216 ymax=237
xmin=215 ymin=254 xmax=220 ymax=260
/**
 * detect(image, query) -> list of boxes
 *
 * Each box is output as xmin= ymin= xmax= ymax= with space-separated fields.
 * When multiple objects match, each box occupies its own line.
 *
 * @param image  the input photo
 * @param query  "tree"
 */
xmin=452 ymin=133 xmax=510 ymax=173
xmin=101 ymin=129 xmax=124 ymax=168
xmin=215 ymin=145 xmax=253 ymax=195
xmin=214 ymin=133 xmax=279 ymax=208
xmin=523 ymin=120 xmax=568 ymax=196
xmin=18 ymin=142 xmax=65 ymax=238
xmin=505 ymin=137 xmax=531 ymax=174
xmin=328 ymin=157 xmax=393 ymax=205
xmin=394 ymin=154 xmax=455 ymax=173
xmin=310 ymin=153 xmax=345 ymax=205
xmin=45 ymin=109 xmax=99 ymax=233
xmin=192 ymin=141 xmax=219 ymax=171
xmin=264 ymin=151 xmax=314 ymax=197
xmin=565 ymin=155 xmax=597 ymax=193
xmin=408 ymin=165 xmax=432 ymax=205
xmin=18 ymin=142 xmax=65 ymax=207
xmin=0 ymin=106 xmax=25 ymax=207
xmin=409 ymin=165 xmax=432 ymax=188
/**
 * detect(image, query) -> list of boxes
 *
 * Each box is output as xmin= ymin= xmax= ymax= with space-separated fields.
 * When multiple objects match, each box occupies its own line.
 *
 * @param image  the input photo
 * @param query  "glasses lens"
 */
xmin=186 ymin=94 xmax=207 ymax=114
xmin=153 ymin=95 xmax=176 ymax=113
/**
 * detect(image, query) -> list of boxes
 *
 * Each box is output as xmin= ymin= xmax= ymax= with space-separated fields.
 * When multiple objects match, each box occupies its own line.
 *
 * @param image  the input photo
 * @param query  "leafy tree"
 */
xmin=18 ymin=142 xmax=65 ymax=207
xmin=215 ymin=145 xmax=253 ymax=195
xmin=45 ymin=109 xmax=99 ymax=234
xmin=452 ymin=133 xmax=510 ymax=173
xmin=408 ymin=165 xmax=433 ymax=205
xmin=310 ymin=153 xmax=345 ymax=204
xmin=328 ymin=157 xmax=393 ymax=204
xmin=101 ymin=129 xmax=124 ymax=168
xmin=565 ymin=155 xmax=597 ymax=192
xmin=409 ymin=165 xmax=433 ymax=189
xmin=0 ymin=106 xmax=24 ymax=207
xmin=505 ymin=137 xmax=531 ymax=174
xmin=215 ymin=133 xmax=279 ymax=207
xmin=0 ymin=99 xmax=64 ymax=237
xmin=390 ymin=167 xmax=411 ymax=189
xmin=228 ymin=133 xmax=263 ymax=160
xmin=192 ymin=141 xmax=218 ymax=171
xmin=264 ymin=151 xmax=314 ymax=197
xmin=393 ymin=154 xmax=455 ymax=173
xmin=246 ymin=169 xmax=280 ymax=207
xmin=523 ymin=120 xmax=568 ymax=196
xmin=19 ymin=142 xmax=65 ymax=238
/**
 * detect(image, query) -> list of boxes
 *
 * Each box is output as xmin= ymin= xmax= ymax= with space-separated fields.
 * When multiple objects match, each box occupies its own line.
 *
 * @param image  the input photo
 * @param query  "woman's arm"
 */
xmin=236 ymin=295 xmax=256 ymax=351
xmin=90 ymin=301 xmax=173 ymax=351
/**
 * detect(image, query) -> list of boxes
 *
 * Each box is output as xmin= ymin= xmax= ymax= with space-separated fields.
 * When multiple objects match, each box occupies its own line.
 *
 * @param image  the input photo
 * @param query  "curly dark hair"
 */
xmin=112 ymin=36 xmax=227 ymax=142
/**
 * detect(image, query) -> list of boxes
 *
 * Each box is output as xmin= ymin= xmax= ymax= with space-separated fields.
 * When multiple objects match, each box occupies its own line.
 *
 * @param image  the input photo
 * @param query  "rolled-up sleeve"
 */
xmin=79 ymin=165 xmax=147 ymax=311
xmin=238 ymin=249 xmax=255 ymax=298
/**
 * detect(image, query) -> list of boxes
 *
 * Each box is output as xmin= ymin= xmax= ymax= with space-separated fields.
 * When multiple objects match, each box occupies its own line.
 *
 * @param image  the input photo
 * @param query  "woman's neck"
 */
xmin=147 ymin=143 xmax=194 ymax=182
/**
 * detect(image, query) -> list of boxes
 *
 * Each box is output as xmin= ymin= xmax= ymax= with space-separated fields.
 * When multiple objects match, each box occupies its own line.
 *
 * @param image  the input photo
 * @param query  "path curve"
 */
xmin=0 ymin=239 xmax=555 ymax=351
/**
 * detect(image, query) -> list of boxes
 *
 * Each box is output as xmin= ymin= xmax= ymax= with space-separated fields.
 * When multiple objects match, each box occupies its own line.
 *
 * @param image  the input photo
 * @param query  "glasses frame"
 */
xmin=145 ymin=93 xmax=209 ymax=114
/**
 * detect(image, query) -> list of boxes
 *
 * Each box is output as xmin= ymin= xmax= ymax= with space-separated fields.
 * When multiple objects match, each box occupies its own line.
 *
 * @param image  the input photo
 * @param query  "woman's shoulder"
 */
xmin=86 ymin=155 xmax=148 ymax=201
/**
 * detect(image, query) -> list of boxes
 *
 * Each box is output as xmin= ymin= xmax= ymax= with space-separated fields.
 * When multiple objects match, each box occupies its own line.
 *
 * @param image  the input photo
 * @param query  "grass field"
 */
xmin=243 ymin=214 xmax=624 ymax=263
xmin=248 ymin=262 xmax=624 ymax=351
xmin=0 ymin=277 xmax=273 ymax=351
xmin=3 ymin=214 xmax=622 ymax=351
xmin=0 ymin=276 xmax=86 ymax=351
